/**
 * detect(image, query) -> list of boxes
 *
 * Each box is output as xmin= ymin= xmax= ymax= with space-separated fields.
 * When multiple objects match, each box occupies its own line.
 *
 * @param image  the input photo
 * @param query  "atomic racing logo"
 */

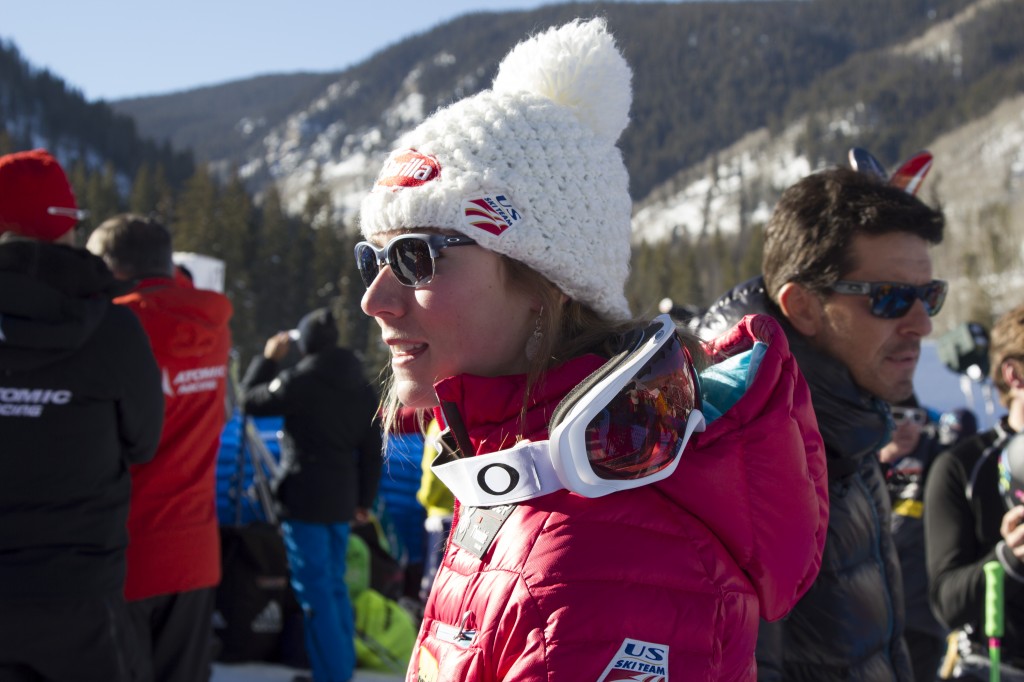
xmin=162 ymin=365 xmax=227 ymax=398
xmin=374 ymin=149 xmax=441 ymax=190
xmin=461 ymin=194 xmax=522 ymax=236
xmin=0 ymin=387 xmax=72 ymax=418
xmin=596 ymin=638 xmax=669 ymax=682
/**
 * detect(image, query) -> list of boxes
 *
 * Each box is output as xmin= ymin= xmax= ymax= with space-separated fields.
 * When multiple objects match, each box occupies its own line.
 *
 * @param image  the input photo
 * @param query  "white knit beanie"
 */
xmin=359 ymin=18 xmax=634 ymax=322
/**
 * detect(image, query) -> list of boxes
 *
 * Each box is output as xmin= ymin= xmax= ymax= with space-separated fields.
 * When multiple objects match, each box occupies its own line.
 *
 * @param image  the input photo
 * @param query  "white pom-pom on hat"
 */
xmin=493 ymin=18 xmax=631 ymax=146
xmin=361 ymin=17 xmax=635 ymax=322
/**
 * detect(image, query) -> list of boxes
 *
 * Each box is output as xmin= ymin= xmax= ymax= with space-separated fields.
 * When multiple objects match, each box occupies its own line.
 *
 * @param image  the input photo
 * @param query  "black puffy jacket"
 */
xmin=240 ymin=308 xmax=382 ymax=523
xmin=700 ymin=277 xmax=913 ymax=682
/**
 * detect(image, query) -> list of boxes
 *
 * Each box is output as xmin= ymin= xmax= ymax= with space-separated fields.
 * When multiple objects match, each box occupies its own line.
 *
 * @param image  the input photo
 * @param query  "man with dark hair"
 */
xmin=87 ymin=213 xmax=233 ymax=682
xmin=241 ymin=307 xmax=382 ymax=682
xmin=701 ymin=166 xmax=947 ymax=681
xmin=924 ymin=303 xmax=1024 ymax=678
xmin=0 ymin=152 xmax=164 ymax=681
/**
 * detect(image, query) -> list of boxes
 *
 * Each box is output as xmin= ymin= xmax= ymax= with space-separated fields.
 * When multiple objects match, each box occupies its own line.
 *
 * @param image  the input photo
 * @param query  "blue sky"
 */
xmin=0 ymin=1 xmax=649 ymax=102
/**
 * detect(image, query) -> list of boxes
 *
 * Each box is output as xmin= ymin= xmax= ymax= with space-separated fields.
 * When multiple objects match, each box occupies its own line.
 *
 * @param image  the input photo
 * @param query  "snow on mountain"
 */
xmin=631 ymin=122 xmax=812 ymax=244
xmin=215 ymin=0 xmax=1023 ymax=334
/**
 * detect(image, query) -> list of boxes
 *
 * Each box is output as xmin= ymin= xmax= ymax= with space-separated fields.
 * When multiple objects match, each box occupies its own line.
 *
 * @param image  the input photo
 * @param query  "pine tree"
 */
xmin=218 ymin=171 xmax=259 ymax=363
xmin=251 ymin=184 xmax=295 ymax=344
xmin=294 ymin=165 xmax=329 ymax=312
xmin=81 ymin=162 xmax=123 ymax=235
xmin=128 ymin=162 xmax=168 ymax=217
xmin=172 ymin=165 xmax=218 ymax=253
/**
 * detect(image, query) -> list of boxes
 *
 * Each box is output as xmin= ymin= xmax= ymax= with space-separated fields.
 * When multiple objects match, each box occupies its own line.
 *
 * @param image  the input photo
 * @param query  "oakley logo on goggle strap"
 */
xmin=354 ymin=232 xmax=476 ymax=288
xmin=476 ymin=463 xmax=521 ymax=497
xmin=828 ymin=279 xmax=948 ymax=319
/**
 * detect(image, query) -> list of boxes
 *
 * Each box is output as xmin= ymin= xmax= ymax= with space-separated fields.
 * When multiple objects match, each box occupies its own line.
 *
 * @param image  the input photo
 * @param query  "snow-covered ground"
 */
xmin=212 ymin=662 xmax=404 ymax=682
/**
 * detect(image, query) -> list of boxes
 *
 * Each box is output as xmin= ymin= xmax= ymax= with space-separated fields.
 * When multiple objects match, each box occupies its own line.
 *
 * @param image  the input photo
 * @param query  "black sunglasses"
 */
xmin=828 ymin=279 xmax=948 ymax=319
xmin=354 ymin=233 xmax=477 ymax=288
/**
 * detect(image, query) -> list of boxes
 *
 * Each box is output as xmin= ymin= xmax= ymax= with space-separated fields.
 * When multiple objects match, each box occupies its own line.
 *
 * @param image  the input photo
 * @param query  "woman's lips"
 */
xmin=388 ymin=340 xmax=427 ymax=364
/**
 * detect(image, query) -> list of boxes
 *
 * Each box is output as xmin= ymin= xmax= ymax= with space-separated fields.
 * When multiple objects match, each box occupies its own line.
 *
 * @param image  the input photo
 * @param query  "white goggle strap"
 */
xmin=430 ymin=440 xmax=564 ymax=507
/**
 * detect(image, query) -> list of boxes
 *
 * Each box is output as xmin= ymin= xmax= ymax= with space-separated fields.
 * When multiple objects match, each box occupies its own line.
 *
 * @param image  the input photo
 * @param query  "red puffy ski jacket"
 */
xmin=410 ymin=314 xmax=828 ymax=682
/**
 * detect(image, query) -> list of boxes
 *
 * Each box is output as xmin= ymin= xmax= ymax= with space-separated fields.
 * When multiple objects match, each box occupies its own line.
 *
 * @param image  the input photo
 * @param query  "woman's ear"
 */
xmin=1001 ymin=359 xmax=1024 ymax=391
xmin=778 ymin=282 xmax=823 ymax=337
xmin=533 ymin=292 xmax=568 ymax=313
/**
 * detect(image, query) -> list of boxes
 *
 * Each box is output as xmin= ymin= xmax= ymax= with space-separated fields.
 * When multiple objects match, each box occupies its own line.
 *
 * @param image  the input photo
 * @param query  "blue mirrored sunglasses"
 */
xmin=828 ymin=279 xmax=948 ymax=319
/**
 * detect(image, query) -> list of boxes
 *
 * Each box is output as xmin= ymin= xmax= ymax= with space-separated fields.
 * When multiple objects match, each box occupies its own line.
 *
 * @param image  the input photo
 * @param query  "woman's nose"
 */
xmin=361 ymin=263 xmax=404 ymax=318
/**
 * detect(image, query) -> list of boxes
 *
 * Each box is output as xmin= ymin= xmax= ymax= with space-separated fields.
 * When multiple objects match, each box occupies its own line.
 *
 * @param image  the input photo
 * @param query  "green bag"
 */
xmin=353 ymin=587 xmax=418 ymax=673
xmin=346 ymin=532 xmax=371 ymax=599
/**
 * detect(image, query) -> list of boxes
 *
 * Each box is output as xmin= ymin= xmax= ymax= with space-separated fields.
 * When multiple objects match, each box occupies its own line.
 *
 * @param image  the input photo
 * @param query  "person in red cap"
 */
xmin=0 ymin=149 xmax=164 ymax=681
xmin=0 ymin=148 xmax=85 ymax=243
xmin=88 ymin=213 xmax=233 ymax=682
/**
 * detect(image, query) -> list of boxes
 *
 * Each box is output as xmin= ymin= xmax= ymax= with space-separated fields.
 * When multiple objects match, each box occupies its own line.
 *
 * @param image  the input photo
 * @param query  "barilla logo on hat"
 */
xmin=461 ymin=194 xmax=522 ymax=236
xmin=374 ymin=149 xmax=440 ymax=190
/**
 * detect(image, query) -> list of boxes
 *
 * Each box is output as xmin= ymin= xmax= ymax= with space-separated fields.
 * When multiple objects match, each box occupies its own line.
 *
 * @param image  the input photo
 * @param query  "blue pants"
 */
xmin=281 ymin=520 xmax=354 ymax=682
xmin=419 ymin=516 xmax=453 ymax=604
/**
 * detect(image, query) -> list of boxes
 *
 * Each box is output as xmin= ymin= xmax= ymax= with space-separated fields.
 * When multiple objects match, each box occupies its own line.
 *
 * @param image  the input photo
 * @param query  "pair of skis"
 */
xmin=848 ymin=147 xmax=933 ymax=196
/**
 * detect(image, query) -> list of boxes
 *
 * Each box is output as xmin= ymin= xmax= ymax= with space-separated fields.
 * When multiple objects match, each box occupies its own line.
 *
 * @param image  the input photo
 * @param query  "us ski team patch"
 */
xmin=595 ymin=638 xmax=669 ymax=682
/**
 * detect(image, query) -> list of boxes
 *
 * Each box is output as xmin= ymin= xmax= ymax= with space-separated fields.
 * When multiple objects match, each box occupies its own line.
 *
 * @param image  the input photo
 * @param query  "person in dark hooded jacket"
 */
xmin=699 ymin=166 xmax=946 ymax=681
xmin=0 ymin=149 xmax=164 ymax=681
xmin=241 ymin=307 xmax=382 ymax=682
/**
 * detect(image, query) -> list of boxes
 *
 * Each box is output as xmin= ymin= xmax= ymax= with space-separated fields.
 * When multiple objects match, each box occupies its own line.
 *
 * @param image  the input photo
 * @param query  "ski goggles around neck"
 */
xmin=431 ymin=314 xmax=706 ymax=505
xmin=828 ymin=279 xmax=948 ymax=319
xmin=354 ymin=232 xmax=477 ymax=288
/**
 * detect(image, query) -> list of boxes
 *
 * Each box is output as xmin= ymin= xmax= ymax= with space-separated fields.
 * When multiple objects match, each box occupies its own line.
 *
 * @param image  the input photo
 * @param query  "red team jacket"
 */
xmin=411 ymin=315 xmax=828 ymax=682
xmin=117 ymin=277 xmax=233 ymax=601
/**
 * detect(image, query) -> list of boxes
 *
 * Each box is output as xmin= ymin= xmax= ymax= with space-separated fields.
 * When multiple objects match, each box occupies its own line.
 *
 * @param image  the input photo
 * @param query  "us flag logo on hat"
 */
xmin=461 ymin=194 xmax=522 ymax=236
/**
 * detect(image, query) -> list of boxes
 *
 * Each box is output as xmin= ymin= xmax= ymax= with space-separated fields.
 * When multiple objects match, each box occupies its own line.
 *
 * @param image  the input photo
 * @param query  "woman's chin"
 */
xmin=396 ymin=380 xmax=440 ymax=411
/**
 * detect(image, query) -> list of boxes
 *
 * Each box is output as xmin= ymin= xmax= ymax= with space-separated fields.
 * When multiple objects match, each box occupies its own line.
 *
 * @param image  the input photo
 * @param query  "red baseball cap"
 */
xmin=0 ymin=149 xmax=83 ymax=241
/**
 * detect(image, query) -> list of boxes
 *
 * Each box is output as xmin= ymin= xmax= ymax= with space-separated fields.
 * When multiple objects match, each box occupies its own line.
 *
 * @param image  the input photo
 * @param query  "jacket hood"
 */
xmin=296 ymin=307 xmax=338 ymax=356
xmin=114 ymin=278 xmax=232 ymax=361
xmin=668 ymin=313 xmax=829 ymax=620
xmin=0 ymin=241 xmax=128 ymax=371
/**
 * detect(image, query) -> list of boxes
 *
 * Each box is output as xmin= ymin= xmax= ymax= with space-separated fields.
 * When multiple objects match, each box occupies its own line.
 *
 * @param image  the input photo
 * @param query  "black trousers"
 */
xmin=127 ymin=587 xmax=216 ymax=682
xmin=904 ymin=628 xmax=947 ymax=682
xmin=0 ymin=594 xmax=149 ymax=682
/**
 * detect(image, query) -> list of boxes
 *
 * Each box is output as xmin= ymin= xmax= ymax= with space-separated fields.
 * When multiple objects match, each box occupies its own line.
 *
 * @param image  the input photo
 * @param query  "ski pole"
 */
xmin=984 ymin=560 xmax=1005 ymax=682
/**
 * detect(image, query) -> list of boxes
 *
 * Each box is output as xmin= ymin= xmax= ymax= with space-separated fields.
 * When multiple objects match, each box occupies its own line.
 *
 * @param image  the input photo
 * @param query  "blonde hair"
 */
xmin=990 ymin=303 xmax=1024 ymax=407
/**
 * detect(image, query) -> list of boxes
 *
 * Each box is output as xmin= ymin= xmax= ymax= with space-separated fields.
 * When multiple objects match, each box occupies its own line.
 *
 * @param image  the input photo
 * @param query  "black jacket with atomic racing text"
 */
xmin=0 ymin=239 xmax=163 ymax=602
